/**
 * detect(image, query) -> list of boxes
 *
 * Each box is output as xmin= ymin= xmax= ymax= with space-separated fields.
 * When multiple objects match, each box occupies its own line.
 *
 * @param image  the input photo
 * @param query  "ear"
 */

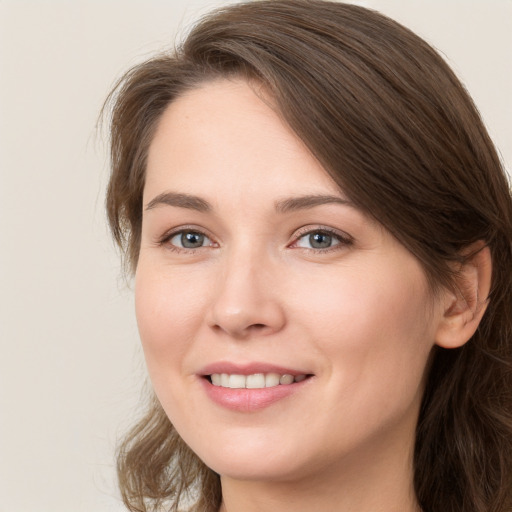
xmin=435 ymin=242 xmax=492 ymax=349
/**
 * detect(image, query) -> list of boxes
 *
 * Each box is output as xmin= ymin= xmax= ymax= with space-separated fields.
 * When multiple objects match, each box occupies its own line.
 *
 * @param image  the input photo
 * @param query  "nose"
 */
xmin=206 ymin=250 xmax=286 ymax=339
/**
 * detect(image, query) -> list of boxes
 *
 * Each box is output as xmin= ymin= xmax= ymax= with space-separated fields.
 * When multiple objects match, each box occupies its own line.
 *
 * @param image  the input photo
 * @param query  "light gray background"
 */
xmin=1 ymin=1 xmax=510 ymax=511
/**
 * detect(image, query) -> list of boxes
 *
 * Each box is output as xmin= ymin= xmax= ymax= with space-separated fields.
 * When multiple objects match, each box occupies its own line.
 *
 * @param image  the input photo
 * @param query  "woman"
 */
xmin=104 ymin=1 xmax=512 ymax=511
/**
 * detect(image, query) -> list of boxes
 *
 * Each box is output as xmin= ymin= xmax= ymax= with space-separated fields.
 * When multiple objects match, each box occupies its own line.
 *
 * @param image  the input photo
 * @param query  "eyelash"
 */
xmin=158 ymin=225 xmax=217 ymax=254
xmin=290 ymin=226 xmax=354 ymax=253
xmin=158 ymin=226 xmax=353 ymax=254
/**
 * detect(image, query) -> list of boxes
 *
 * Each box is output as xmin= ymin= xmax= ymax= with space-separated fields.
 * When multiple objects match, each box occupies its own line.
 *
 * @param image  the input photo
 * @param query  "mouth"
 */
xmin=205 ymin=372 xmax=311 ymax=389
xmin=198 ymin=363 xmax=314 ymax=411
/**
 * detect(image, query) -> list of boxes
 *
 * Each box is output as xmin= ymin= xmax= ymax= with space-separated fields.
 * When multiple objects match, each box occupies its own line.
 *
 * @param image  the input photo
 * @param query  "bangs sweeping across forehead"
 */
xmin=109 ymin=0 xmax=510 ymax=287
xmin=105 ymin=2 xmax=512 ymax=512
xmin=184 ymin=1 xmax=510 ymax=286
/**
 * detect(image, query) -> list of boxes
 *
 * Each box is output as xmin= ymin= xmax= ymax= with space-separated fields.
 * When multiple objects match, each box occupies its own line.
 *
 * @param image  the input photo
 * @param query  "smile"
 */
xmin=209 ymin=373 xmax=308 ymax=389
xmin=200 ymin=365 xmax=313 ymax=411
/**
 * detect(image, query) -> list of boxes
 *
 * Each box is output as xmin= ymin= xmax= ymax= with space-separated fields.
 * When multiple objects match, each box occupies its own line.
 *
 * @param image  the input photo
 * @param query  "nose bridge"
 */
xmin=207 ymin=239 xmax=285 ymax=338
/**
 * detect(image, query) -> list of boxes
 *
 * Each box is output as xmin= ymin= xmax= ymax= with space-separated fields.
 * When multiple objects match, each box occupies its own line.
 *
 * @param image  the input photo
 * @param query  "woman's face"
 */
xmin=136 ymin=79 xmax=447 ymax=482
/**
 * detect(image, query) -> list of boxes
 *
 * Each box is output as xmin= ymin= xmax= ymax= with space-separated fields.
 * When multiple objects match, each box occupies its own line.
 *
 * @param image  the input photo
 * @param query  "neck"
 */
xmin=218 ymin=422 xmax=421 ymax=512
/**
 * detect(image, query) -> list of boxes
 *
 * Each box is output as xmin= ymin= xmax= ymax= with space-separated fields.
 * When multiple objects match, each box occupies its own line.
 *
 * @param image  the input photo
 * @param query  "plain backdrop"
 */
xmin=0 ymin=1 xmax=510 ymax=511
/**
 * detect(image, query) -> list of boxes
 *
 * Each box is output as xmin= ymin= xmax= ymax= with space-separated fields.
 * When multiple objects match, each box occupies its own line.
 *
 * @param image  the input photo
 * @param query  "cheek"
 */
xmin=295 ymin=261 xmax=430 ymax=336
xmin=134 ymin=260 xmax=209 ymax=376
xmin=286 ymin=264 xmax=434 ymax=451
xmin=289 ymin=261 xmax=435 ymax=390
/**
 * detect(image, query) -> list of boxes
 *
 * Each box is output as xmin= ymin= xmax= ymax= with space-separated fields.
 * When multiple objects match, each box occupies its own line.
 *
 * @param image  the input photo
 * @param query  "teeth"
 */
xmin=279 ymin=374 xmax=294 ymax=385
xmin=265 ymin=373 xmax=280 ymax=387
xmin=246 ymin=373 xmax=265 ymax=389
xmin=210 ymin=372 xmax=308 ymax=389
xmin=228 ymin=374 xmax=246 ymax=388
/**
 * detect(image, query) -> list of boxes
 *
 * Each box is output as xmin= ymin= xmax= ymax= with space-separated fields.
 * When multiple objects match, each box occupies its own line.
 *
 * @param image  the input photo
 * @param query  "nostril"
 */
xmin=246 ymin=323 xmax=270 ymax=335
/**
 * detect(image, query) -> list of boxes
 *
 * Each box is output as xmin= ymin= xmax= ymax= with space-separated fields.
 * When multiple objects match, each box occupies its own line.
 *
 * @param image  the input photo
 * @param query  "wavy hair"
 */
xmin=104 ymin=1 xmax=512 ymax=511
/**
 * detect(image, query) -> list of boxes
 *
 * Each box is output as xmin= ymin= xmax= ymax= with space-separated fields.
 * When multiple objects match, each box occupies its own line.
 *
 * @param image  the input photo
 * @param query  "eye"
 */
xmin=292 ymin=228 xmax=352 ymax=251
xmin=168 ymin=230 xmax=214 ymax=250
xmin=296 ymin=231 xmax=340 ymax=249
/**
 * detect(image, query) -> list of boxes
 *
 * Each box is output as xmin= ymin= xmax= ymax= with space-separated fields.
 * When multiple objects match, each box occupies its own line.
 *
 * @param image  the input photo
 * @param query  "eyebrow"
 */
xmin=145 ymin=192 xmax=211 ymax=212
xmin=145 ymin=191 xmax=351 ymax=213
xmin=274 ymin=194 xmax=352 ymax=213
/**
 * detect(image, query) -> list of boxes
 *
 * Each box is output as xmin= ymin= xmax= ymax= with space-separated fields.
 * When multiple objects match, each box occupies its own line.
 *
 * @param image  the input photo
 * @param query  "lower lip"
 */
xmin=200 ymin=377 xmax=310 ymax=412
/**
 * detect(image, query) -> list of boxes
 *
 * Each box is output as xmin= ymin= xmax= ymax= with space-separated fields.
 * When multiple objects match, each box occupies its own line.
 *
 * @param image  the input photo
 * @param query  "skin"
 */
xmin=135 ymin=79 xmax=487 ymax=512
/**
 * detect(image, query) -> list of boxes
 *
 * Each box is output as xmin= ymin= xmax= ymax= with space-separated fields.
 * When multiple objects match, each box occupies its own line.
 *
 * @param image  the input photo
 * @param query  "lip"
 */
xmin=198 ymin=361 xmax=313 ymax=412
xmin=199 ymin=361 xmax=310 ymax=376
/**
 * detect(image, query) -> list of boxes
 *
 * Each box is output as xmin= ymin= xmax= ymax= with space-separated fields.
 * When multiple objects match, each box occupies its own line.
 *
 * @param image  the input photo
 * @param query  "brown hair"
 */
xmin=104 ymin=1 xmax=512 ymax=511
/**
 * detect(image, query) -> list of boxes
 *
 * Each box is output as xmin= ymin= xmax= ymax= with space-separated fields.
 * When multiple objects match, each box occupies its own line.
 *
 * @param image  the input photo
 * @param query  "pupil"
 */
xmin=182 ymin=232 xmax=204 ymax=248
xmin=310 ymin=232 xmax=331 ymax=248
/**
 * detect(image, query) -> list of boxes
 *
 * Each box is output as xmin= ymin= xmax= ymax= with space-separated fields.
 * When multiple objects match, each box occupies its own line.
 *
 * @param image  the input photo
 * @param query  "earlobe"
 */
xmin=435 ymin=243 xmax=492 ymax=349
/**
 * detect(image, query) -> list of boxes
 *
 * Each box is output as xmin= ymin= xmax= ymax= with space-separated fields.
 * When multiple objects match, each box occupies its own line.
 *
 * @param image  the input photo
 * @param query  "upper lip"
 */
xmin=199 ymin=361 xmax=312 ymax=376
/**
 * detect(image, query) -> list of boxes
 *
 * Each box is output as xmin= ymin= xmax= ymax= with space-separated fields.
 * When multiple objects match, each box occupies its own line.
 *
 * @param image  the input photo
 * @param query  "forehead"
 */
xmin=144 ymin=79 xmax=342 ymax=203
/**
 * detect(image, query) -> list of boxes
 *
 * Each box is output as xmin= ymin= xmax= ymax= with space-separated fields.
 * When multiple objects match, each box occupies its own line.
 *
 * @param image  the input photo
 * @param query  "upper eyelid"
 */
xmin=170 ymin=230 xmax=213 ymax=244
xmin=159 ymin=225 xmax=215 ymax=244
xmin=292 ymin=225 xmax=353 ymax=242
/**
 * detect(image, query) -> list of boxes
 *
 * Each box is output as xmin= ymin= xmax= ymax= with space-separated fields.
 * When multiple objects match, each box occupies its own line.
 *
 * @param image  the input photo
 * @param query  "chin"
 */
xmin=206 ymin=455 xmax=306 ymax=482
xmin=182 ymin=428 xmax=310 ymax=481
